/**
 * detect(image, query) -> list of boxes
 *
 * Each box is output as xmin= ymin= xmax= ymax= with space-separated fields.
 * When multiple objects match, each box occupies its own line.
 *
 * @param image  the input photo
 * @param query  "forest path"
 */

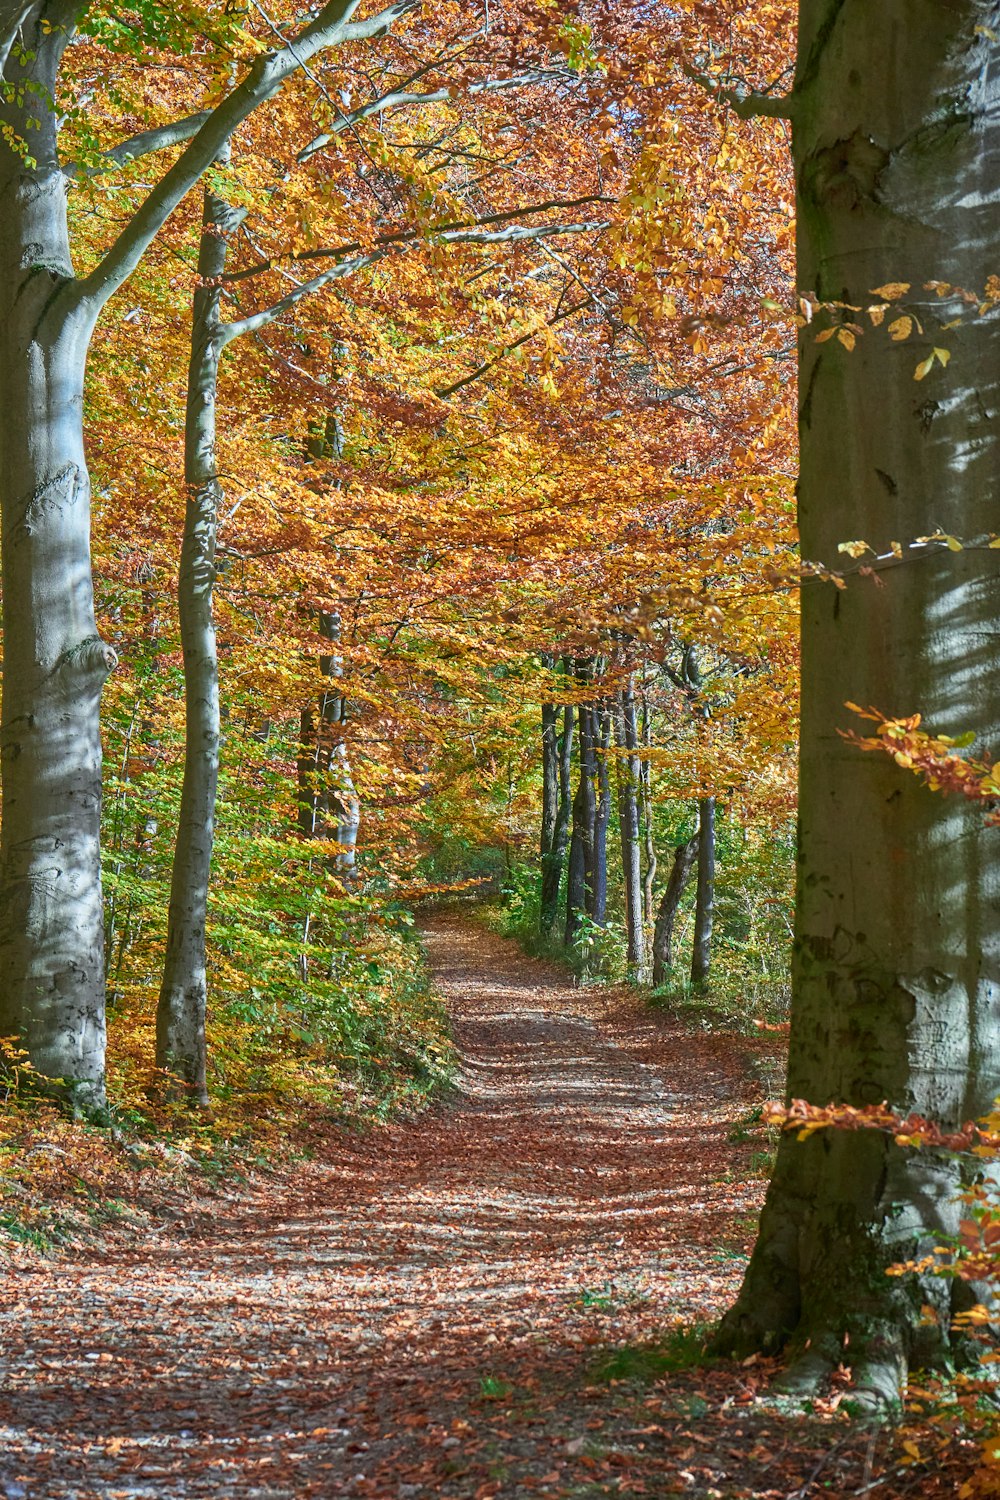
xmin=0 ymin=916 xmax=799 ymax=1499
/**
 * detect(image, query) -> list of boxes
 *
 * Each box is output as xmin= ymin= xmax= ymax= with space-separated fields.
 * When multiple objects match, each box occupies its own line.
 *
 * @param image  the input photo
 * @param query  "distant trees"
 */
xmin=537 ymin=649 xmax=728 ymax=984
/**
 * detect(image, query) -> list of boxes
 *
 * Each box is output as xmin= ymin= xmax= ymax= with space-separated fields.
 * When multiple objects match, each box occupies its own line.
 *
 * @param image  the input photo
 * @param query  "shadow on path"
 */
xmin=0 ymin=915 xmax=786 ymax=1499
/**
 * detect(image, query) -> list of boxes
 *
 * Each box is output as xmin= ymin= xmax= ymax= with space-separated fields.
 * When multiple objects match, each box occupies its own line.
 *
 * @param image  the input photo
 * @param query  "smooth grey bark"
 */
xmin=0 ymin=12 xmax=115 ymax=1114
xmin=565 ymin=684 xmax=596 ymax=948
xmin=651 ymin=834 xmax=699 ymax=987
xmin=299 ymin=417 xmax=360 ymax=879
xmin=639 ymin=685 xmax=657 ymax=930
xmin=154 ymin=189 xmax=240 ymax=1105
xmin=589 ymin=704 xmax=611 ymax=928
xmin=615 ymin=683 xmax=647 ymax=980
xmin=0 ymin=0 xmax=413 ymax=1112
xmin=690 ymin=796 xmax=715 ymax=987
xmin=540 ymin=700 xmax=559 ymax=876
xmin=541 ymin=703 xmax=574 ymax=935
xmin=715 ymin=1 xmax=1000 ymax=1403
xmin=310 ymin=611 xmax=361 ymax=879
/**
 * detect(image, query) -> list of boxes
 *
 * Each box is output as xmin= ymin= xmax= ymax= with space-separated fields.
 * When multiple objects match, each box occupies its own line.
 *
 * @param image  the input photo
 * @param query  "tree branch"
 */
xmin=63 ymin=111 xmax=213 ymax=179
xmin=223 ymin=194 xmax=611 ymax=282
xmin=435 ymin=296 xmax=592 ymax=399
xmin=222 ymin=249 xmax=389 ymax=341
xmin=73 ymin=0 xmax=418 ymax=313
xmin=220 ymin=220 xmax=605 ymax=341
xmin=0 ymin=4 xmax=34 ymax=74
xmin=682 ymin=61 xmax=797 ymax=122
xmin=298 ymin=69 xmax=566 ymax=161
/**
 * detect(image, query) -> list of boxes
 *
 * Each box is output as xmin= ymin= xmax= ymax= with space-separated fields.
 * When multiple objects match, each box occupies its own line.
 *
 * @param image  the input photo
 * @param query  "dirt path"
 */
xmin=0 ymin=917 xmax=887 ymax=1499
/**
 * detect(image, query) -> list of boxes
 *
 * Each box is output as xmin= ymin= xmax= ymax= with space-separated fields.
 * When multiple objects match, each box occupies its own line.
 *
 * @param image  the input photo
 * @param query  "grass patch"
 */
xmin=590 ymin=1322 xmax=718 ymax=1384
xmin=478 ymin=1374 xmax=514 ymax=1401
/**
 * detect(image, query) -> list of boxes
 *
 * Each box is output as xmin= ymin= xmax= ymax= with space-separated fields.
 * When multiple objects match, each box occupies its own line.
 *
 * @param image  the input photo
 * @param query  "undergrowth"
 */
xmin=0 ymin=906 xmax=455 ymax=1259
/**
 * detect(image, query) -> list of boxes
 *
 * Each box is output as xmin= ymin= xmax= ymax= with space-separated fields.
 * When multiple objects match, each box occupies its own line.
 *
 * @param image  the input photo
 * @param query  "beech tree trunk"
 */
xmin=588 ymin=704 xmax=611 ymax=927
xmin=716 ymin=2 xmax=1000 ymax=1404
xmin=0 ymin=22 xmax=115 ymax=1114
xmin=155 ymin=189 xmax=239 ymax=1105
xmin=616 ymin=683 xmax=646 ymax=980
xmin=651 ymin=834 xmax=699 ymax=988
xmin=316 ymin=611 xmax=361 ymax=878
xmin=565 ymin=694 xmax=596 ymax=948
xmin=298 ymin=411 xmax=360 ymax=876
xmin=690 ymin=797 xmax=715 ymax=987
xmin=639 ymin=685 xmax=657 ymax=930
xmin=540 ymin=699 xmax=559 ymax=887
xmin=540 ymin=702 xmax=574 ymax=935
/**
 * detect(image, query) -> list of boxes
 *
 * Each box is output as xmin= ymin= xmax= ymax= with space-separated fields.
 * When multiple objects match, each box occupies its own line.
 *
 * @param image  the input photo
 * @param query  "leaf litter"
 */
xmin=0 ymin=917 xmax=981 ymax=1497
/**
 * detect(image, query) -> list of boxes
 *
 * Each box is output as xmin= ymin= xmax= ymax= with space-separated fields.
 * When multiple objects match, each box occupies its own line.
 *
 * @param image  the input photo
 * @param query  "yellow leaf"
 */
xmin=943 ymin=534 xmax=963 ymax=551
xmin=890 ymin=540 xmax=903 ymax=558
xmin=232 ymin=23 xmax=270 ymax=53
xmin=868 ymin=303 xmax=888 ymax=326
xmin=837 ymin=327 xmax=856 ymax=350
xmin=975 ymin=24 xmax=998 ymax=39
xmin=914 ymin=353 xmax=936 ymax=380
xmin=838 ymin=540 xmax=871 ymax=559
xmin=933 ymin=346 xmax=951 ymax=366
xmin=889 ymin=315 xmax=913 ymax=341
xmin=814 ymin=327 xmax=837 ymax=343
xmin=902 ymin=1440 xmax=922 ymax=1461
xmin=871 ymin=282 xmax=911 ymax=300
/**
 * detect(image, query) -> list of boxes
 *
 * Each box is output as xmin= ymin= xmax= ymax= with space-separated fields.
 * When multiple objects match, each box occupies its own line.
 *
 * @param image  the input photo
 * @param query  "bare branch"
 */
xmin=222 ymin=249 xmax=388 ymax=341
xmin=0 ymin=4 xmax=33 ymax=74
xmin=440 ymin=218 xmax=607 ymax=246
xmin=220 ymin=220 xmax=605 ymax=341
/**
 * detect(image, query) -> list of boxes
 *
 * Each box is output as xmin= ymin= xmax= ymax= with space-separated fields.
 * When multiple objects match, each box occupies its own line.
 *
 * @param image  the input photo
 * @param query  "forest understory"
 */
xmin=0 ymin=917 xmax=979 ymax=1500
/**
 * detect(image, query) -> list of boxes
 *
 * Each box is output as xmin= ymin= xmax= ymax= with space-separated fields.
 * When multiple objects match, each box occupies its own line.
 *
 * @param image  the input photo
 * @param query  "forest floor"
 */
xmin=0 ymin=915 xmax=979 ymax=1499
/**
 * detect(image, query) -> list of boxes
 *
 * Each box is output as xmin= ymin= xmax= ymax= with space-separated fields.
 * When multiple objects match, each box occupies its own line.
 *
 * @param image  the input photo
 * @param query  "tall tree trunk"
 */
xmin=565 ymin=697 xmax=596 ymax=948
xmin=541 ymin=703 xmax=574 ymax=935
xmin=616 ymin=682 xmax=646 ymax=980
xmin=317 ymin=611 xmax=360 ymax=879
xmin=639 ymin=681 xmax=657 ymax=931
xmin=155 ymin=186 xmax=242 ymax=1105
xmin=298 ymin=411 xmax=360 ymax=882
xmin=716 ymin=2 xmax=1000 ymax=1404
xmin=651 ymin=835 xmax=699 ymax=987
xmin=690 ymin=797 xmax=715 ymax=987
xmin=540 ymin=699 xmax=559 ymax=886
xmin=588 ymin=704 xmax=612 ymax=927
xmin=0 ymin=23 xmax=116 ymax=1115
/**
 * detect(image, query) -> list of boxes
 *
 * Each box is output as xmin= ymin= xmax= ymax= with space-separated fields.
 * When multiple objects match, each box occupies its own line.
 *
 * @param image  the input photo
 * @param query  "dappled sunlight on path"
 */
xmin=0 ymin=917 xmax=783 ymax=1499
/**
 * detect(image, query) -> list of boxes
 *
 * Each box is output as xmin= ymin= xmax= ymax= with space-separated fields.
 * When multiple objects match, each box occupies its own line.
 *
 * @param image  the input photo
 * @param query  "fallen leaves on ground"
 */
xmin=0 ymin=917 xmax=984 ymax=1497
